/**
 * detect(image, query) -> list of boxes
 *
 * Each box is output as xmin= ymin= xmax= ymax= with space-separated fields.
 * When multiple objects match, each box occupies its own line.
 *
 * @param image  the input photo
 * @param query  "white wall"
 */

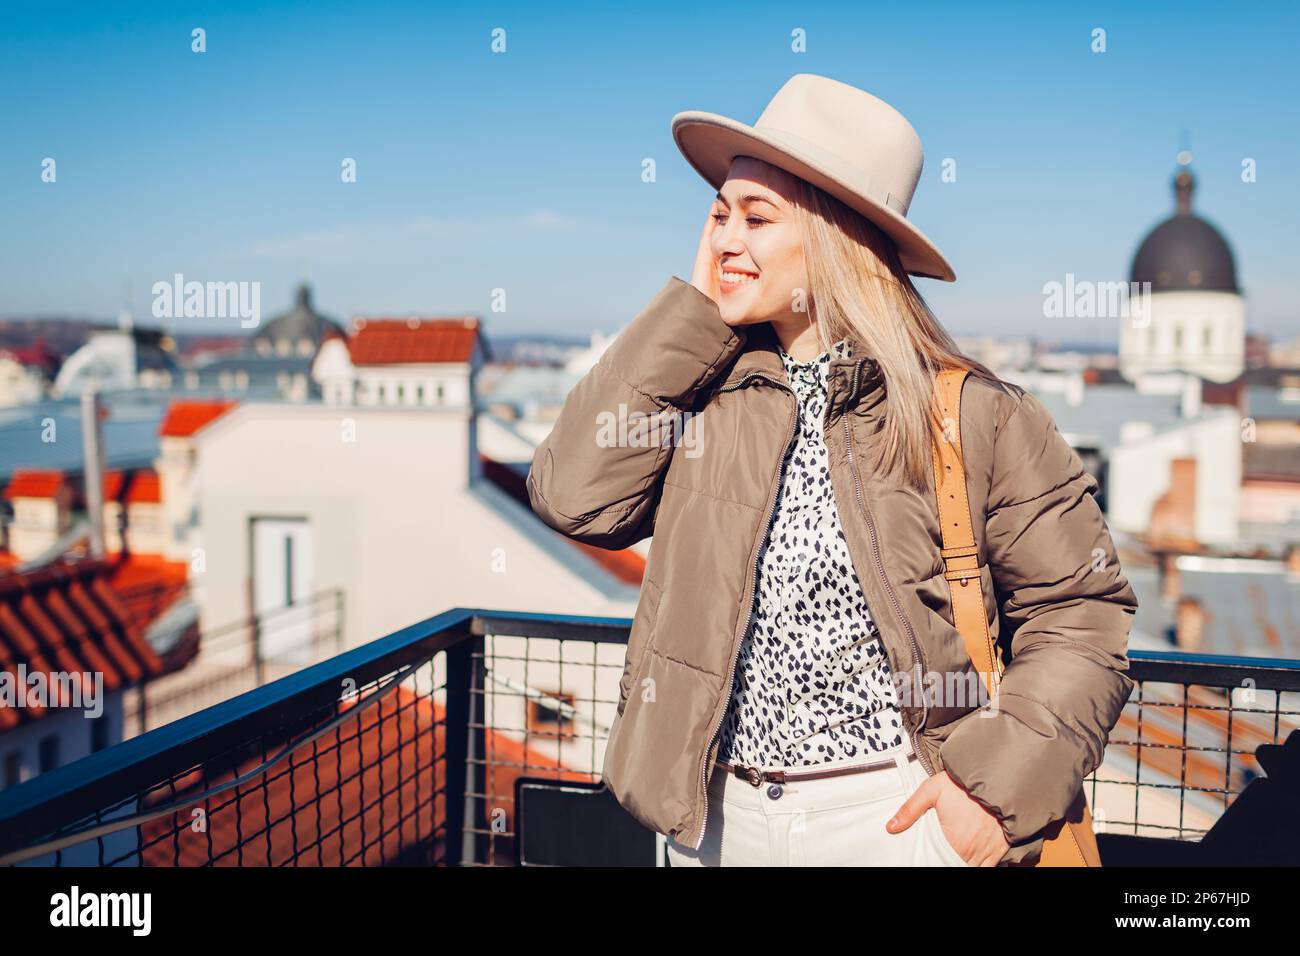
xmin=1108 ymin=411 xmax=1242 ymax=546
xmin=105 ymin=501 xmax=165 ymax=556
xmin=191 ymin=404 xmax=639 ymax=651
xmin=0 ymin=357 xmax=45 ymax=407
xmin=1119 ymin=291 xmax=1244 ymax=383
xmin=7 ymin=496 xmax=68 ymax=561
xmin=156 ymin=436 xmax=200 ymax=563
xmin=354 ymin=365 xmax=471 ymax=408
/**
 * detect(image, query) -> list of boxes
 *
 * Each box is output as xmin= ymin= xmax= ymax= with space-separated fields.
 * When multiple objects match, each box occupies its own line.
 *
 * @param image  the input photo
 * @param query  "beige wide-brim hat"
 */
xmin=671 ymin=73 xmax=954 ymax=282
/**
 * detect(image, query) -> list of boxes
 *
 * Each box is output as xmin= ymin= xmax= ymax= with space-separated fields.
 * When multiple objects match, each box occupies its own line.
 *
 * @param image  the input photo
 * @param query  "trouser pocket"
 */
xmin=925 ymin=807 xmax=971 ymax=867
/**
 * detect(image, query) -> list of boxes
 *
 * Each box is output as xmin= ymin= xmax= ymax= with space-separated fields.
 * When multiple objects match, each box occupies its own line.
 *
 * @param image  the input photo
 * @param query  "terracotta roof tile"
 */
xmin=105 ymin=469 xmax=162 ymax=505
xmin=159 ymin=400 xmax=237 ymax=438
xmin=0 ymin=559 xmax=164 ymax=730
xmin=106 ymin=554 xmax=189 ymax=633
xmin=4 ymin=469 xmax=67 ymax=500
xmin=347 ymin=317 xmax=479 ymax=366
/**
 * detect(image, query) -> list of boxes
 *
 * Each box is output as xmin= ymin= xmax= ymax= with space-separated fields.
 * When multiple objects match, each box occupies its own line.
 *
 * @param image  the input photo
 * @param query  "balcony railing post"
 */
xmin=441 ymin=625 xmax=484 ymax=865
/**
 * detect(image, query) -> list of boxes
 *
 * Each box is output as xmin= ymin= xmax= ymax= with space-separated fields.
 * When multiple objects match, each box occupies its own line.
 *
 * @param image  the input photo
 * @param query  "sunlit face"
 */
xmin=709 ymin=156 xmax=810 ymax=327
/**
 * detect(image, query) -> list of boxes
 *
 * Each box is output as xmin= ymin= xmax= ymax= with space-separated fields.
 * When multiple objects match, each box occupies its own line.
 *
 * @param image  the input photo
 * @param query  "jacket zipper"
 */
xmin=840 ymin=358 xmax=935 ymax=777
xmin=690 ymin=371 xmax=798 ymax=850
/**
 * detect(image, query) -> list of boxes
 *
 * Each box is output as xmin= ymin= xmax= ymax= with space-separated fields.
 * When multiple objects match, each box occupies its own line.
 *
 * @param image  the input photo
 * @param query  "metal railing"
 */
xmin=122 ymin=587 xmax=346 ymax=737
xmin=1095 ymin=649 xmax=1300 ymax=845
xmin=0 ymin=609 xmax=1296 ymax=866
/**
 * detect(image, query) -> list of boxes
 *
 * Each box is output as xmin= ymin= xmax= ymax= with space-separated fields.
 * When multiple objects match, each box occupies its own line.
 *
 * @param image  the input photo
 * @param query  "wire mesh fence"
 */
xmin=1096 ymin=656 xmax=1300 ymax=843
xmin=122 ymin=588 xmax=345 ymax=738
xmin=1 ymin=610 xmax=1297 ymax=867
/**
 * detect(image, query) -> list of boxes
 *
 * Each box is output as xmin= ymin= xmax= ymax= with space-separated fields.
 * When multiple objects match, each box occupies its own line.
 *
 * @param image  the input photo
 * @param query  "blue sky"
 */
xmin=2 ymin=0 xmax=1297 ymax=347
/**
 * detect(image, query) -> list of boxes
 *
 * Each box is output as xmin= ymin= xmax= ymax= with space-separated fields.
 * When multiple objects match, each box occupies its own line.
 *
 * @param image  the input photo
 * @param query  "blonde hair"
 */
xmin=780 ymin=169 xmax=1007 ymax=492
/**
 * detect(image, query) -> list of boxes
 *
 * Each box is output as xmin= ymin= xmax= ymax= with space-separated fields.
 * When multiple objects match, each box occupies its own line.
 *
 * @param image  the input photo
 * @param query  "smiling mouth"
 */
xmin=719 ymin=267 xmax=759 ymax=289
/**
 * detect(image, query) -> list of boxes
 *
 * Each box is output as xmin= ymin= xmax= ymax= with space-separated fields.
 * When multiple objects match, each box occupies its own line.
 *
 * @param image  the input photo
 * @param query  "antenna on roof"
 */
xmin=81 ymin=387 xmax=107 ymax=558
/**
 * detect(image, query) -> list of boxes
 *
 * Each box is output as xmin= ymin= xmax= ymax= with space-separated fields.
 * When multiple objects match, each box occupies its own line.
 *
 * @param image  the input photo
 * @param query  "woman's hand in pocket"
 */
xmin=887 ymin=770 xmax=1011 ymax=866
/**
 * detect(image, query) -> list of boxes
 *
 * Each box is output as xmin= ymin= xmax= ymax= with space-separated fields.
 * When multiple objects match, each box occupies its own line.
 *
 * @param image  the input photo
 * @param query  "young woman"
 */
xmin=527 ymin=74 xmax=1137 ymax=867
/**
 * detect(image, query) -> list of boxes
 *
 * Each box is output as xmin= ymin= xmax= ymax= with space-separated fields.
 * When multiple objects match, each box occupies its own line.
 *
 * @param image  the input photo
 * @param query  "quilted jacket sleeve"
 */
xmin=937 ymin=387 xmax=1138 ymax=861
xmin=526 ymin=276 xmax=747 ymax=550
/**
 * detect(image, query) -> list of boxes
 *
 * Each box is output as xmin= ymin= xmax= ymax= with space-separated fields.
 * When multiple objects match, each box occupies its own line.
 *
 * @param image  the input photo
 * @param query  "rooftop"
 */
xmin=0 ymin=558 xmax=165 ymax=731
xmin=346 ymin=316 xmax=482 ymax=366
xmin=1130 ymin=164 xmax=1239 ymax=294
xmin=159 ymin=399 xmax=238 ymax=438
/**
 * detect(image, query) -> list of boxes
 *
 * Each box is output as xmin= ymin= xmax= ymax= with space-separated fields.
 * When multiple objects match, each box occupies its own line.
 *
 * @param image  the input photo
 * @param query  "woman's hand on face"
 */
xmin=886 ymin=770 xmax=1012 ymax=867
xmin=689 ymin=208 xmax=723 ymax=307
xmin=691 ymin=201 xmax=769 ymax=325
xmin=690 ymin=204 xmax=769 ymax=327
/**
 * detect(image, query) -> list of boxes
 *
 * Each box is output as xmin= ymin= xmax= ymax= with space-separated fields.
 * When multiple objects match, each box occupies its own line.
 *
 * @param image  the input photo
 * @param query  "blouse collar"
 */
xmin=778 ymin=337 xmax=854 ymax=392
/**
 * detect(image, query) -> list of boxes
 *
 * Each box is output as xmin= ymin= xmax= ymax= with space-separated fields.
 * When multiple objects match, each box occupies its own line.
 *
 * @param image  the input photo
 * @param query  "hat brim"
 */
xmin=671 ymin=110 xmax=955 ymax=282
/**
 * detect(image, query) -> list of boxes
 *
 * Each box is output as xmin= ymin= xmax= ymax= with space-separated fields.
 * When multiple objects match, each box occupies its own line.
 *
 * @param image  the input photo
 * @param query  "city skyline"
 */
xmin=3 ymin=0 xmax=1297 ymax=346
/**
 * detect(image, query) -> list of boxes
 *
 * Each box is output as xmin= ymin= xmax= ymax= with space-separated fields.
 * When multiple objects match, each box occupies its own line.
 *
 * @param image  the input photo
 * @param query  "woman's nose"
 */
xmin=712 ymin=220 xmax=745 ymax=255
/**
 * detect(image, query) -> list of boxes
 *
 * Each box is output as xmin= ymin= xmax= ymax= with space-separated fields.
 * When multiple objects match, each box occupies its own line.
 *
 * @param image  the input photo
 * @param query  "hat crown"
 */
xmin=669 ymin=71 xmax=954 ymax=281
xmin=752 ymin=74 xmax=924 ymax=216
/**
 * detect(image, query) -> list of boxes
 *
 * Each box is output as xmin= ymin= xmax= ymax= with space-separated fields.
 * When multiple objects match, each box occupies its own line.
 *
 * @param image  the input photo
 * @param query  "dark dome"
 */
xmin=254 ymin=283 xmax=345 ymax=347
xmin=1130 ymin=166 xmax=1239 ymax=293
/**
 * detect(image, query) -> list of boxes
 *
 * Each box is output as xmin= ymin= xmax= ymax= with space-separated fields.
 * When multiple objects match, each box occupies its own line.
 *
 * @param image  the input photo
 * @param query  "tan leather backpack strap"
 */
xmin=931 ymin=368 xmax=1101 ymax=867
xmin=930 ymin=367 xmax=1001 ymax=699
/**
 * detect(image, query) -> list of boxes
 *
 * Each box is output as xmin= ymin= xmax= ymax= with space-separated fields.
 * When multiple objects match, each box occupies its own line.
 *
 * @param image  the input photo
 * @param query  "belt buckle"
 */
xmin=734 ymin=765 xmax=763 ymax=788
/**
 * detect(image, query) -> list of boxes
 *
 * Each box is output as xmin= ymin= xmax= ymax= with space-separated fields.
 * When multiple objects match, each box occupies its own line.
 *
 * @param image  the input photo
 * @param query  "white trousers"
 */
xmin=665 ymin=736 xmax=971 ymax=867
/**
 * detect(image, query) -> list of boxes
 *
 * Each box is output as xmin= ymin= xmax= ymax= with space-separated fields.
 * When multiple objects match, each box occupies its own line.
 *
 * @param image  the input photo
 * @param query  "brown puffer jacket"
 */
xmin=526 ymin=275 xmax=1138 ymax=865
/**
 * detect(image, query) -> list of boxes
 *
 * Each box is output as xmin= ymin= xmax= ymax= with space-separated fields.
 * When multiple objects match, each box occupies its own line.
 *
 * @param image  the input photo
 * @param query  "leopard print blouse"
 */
xmin=715 ymin=336 xmax=907 ymax=768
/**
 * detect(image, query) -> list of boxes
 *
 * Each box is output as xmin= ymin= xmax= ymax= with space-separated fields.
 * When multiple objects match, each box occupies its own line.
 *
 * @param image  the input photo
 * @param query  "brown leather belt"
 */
xmin=715 ymin=751 xmax=917 ymax=787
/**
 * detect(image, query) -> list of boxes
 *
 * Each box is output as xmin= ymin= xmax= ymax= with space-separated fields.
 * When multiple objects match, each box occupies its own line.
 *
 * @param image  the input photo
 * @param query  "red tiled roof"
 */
xmin=347 ymin=317 xmax=479 ymax=366
xmin=4 ymin=468 xmax=67 ymax=500
xmin=0 ymin=559 xmax=165 ymax=731
xmin=159 ymin=399 xmax=237 ymax=437
xmin=106 ymin=553 xmax=190 ymax=633
xmin=104 ymin=469 xmax=162 ymax=505
xmin=1 ymin=337 xmax=61 ymax=375
xmin=479 ymin=453 xmax=646 ymax=587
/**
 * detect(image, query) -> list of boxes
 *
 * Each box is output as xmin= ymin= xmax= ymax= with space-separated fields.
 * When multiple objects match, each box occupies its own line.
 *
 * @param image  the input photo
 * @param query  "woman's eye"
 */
xmin=711 ymin=211 xmax=767 ymax=227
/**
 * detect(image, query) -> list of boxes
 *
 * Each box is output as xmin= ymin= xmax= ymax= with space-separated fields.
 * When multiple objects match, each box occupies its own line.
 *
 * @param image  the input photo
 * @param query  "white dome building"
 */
xmin=1120 ymin=158 xmax=1244 ymax=383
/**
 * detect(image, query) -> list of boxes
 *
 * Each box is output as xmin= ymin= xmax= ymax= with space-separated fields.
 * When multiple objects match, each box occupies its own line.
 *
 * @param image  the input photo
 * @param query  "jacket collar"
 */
xmin=719 ymin=321 xmax=886 ymax=417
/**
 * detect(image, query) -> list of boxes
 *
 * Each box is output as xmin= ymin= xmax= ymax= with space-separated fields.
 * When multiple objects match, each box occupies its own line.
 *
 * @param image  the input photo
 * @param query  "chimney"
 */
xmin=81 ymin=388 xmax=107 ymax=557
xmin=1159 ymin=551 xmax=1182 ymax=602
xmin=1173 ymin=596 xmax=1205 ymax=652
xmin=1148 ymin=458 xmax=1198 ymax=548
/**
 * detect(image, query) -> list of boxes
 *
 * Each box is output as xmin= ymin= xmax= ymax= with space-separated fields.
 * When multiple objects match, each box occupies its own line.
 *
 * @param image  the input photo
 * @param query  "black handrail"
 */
xmin=0 ymin=607 xmax=1296 ymax=862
